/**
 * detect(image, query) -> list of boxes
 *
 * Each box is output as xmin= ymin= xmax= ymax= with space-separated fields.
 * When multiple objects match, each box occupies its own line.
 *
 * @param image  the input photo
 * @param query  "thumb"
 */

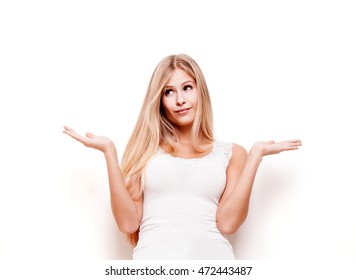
xmin=267 ymin=140 xmax=275 ymax=145
xmin=86 ymin=132 xmax=96 ymax=138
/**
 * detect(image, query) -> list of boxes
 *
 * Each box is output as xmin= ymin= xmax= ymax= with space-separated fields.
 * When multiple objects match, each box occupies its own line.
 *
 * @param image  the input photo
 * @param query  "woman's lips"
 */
xmin=175 ymin=108 xmax=191 ymax=114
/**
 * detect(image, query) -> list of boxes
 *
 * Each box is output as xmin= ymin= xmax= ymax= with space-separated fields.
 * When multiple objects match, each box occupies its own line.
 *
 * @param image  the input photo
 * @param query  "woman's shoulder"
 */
xmin=214 ymin=140 xmax=247 ymax=164
xmin=232 ymin=142 xmax=247 ymax=154
xmin=214 ymin=140 xmax=246 ymax=153
xmin=231 ymin=143 xmax=248 ymax=166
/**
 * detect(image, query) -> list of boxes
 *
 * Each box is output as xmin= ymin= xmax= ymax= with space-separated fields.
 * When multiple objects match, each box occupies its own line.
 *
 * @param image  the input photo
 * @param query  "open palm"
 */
xmin=63 ymin=126 xmax=114 ymax=153
xmin=252 ymin=140 xmax=302 ymax=156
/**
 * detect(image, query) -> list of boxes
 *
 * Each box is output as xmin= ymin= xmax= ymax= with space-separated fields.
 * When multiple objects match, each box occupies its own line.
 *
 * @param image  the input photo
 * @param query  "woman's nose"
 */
xmin=176 ymin=91 xmax=185 ymax=105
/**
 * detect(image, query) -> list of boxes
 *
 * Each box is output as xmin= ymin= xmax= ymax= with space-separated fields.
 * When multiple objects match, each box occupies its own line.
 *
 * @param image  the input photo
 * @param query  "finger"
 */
xmin=63 ymin=125 xmax=78 ymax=132
xmin=86 ymin=132 xmax=96 ymax=138
xmin=295 ymin=140 xmax=302 ymax=146
xmin=284 ymin=139 xmax=302 ymax=144
xmin=287 ymin=141 xmax=302 ymax=148
xmin=278 ymin=140 xmax=302 ymax=147
xmin=63 ymin=126 xmax=75 ymax=135
xmin=280 ymin=144 xmax=300 ymax=151
xmin=63 ymin=126 xmax=72 ymax=133
xmin=63 ymin=127 xmax=87 ymax=144
xmin=63 ymin=126 xmax=78 ymax=136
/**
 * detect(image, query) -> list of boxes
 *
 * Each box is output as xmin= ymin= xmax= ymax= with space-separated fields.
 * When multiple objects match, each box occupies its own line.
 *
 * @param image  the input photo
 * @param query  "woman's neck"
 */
xmin=175 ymin=130 xmax=212 ymax=147
xmin=174 ymin=126 xmax=194 ymax=145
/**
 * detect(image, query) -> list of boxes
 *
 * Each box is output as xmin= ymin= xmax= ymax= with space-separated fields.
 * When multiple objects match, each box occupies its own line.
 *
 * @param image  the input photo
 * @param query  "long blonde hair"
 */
xmin=121 ymin=54 xmax=214 ymax=245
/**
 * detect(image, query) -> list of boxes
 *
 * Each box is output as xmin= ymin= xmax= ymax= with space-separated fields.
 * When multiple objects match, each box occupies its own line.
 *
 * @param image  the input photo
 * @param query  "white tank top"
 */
xmin=133 ymin=141 xmax=235 ymax=259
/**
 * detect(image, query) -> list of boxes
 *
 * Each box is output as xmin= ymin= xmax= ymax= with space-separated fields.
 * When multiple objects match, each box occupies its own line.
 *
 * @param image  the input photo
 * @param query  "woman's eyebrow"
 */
xmin=165 ymin=80 xmax=194 ymax=88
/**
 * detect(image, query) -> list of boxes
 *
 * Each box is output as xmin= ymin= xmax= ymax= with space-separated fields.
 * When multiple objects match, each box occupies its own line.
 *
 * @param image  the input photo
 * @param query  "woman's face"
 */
xmin=161 ymin=69 xmax=198 ymax=129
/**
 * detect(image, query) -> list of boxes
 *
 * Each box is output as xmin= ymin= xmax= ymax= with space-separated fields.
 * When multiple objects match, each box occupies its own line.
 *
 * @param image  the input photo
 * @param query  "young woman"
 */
xmin=63 ymin=54 xmax=301 ymax=259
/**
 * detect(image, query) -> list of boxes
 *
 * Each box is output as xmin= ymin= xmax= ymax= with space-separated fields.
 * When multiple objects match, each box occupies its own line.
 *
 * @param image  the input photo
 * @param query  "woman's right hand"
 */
xmin=63 ymin=126 xmax=115 ymax=154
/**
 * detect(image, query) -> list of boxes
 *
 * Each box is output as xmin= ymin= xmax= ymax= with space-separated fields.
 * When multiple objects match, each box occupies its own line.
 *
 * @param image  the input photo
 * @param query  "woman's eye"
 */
xmin=164 ymin=89 xmax=174 ymax=95
xmin=184 ymin=85 xmax=193 ymax=91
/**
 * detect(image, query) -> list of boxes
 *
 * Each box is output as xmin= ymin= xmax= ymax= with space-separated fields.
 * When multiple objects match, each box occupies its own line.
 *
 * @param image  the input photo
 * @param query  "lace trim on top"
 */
xmin=158 ymin=141 xmax=233 ymax=165
xmin=215 ymin=141 xmax=233 ymax=165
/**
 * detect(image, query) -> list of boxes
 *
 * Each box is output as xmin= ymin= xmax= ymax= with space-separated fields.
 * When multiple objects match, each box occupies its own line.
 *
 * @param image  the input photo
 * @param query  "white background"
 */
xmin=0 ymin=0 xmax=355 ymax=271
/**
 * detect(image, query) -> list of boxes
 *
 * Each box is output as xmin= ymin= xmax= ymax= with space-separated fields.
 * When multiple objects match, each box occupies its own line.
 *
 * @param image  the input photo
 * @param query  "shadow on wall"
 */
xmin=228 ymin=162 xmax=301 ymax=259
xmin=66 ymin=167 xmax=134 ymax=260
xmin=69 ymin=160 xmax=301 ymax=260
xmin=100 ymin=219 xmax=134 ymax=260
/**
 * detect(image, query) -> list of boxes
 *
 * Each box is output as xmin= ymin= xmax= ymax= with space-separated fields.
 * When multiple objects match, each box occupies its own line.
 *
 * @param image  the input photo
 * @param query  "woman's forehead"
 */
xmin=165 ymin=69 xmax=195 ymax=87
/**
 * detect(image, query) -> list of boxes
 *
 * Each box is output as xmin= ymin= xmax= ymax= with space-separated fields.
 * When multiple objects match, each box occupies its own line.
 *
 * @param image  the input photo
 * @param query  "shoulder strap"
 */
xmin=214 ymin=141 xmax=233 ymax=166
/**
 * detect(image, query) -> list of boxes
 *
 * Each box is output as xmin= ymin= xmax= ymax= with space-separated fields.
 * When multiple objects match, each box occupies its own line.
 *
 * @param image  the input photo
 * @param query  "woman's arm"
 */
xmin=216 ymin=140 xmax=302 ymax=235
xmin=63 ymin=126 xmax=142 ymax=234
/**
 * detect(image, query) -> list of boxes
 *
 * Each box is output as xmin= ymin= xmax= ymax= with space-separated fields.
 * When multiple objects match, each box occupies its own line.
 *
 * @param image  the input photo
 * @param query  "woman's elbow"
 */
xmin=118 ymin=222 xmax=139 ymax=234
xmin=116 ymin=217 xmax=140 ymax=234
xmin=217 ymin=217 xmax=246 ymax=235
xmin=218 ymin=223 xmax=239 ymax=235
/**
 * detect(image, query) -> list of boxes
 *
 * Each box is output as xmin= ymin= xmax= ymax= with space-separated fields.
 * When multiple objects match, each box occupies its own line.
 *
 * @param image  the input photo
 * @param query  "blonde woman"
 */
xmin=63 ymin=54 xmax=301 ymax=259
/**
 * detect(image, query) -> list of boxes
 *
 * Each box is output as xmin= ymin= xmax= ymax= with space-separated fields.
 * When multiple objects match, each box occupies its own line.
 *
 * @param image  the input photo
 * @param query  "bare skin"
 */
xmin=216 ymin=139 xmax=301 ymax=234
xmin=63 ymin=125 xmax=301 ymax=235
xmin=64 ymin=69 xmax=302 ymax=235
xmin=159 ymin=69 xmax=302 ymax=232
xmin=63 ymin=126 xmax=142 ymax=234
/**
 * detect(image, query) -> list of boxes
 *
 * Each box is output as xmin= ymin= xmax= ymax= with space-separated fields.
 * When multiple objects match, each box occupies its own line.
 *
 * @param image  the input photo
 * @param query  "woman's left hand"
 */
xmin=250 ymin=140 xmax=302 ymax=157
